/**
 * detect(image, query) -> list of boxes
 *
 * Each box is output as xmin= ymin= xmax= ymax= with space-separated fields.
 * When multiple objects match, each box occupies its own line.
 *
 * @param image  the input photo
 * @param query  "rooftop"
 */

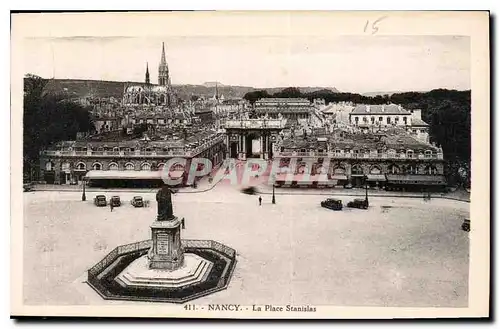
xmin=255 ymin=98 xmax=311 ymax=104
xmin=280 ymin=129 xmax=438 ymax=152
xmin=351 ymin=104 xmax=411 ymax=115
xmin=255 ymin=107 xmax=311 ymax=113
xmin=411 ymin=118 xmax=429 ymax=126
xmin=53 ymin=128 xmax=220 ymax=149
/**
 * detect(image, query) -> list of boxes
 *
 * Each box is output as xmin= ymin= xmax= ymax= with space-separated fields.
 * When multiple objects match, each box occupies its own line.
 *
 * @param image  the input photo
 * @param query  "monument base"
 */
xmin=116 ymin=253 xmax=213 ymax=289
xmin=148 ymin=217 xmax=185 ymax=270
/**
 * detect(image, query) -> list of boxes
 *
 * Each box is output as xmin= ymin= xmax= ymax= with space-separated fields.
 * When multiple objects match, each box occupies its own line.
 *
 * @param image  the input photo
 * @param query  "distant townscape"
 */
xmin=24 ymin=42 xmax=471 ymax=191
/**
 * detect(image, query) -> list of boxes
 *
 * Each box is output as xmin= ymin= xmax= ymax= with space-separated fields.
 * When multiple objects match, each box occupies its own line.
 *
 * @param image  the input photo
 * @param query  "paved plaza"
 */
xmin=23 ymin=185 xmax=469 ymax=307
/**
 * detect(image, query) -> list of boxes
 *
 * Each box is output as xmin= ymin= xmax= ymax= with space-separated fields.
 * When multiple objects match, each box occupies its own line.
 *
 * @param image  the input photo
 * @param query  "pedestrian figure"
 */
xmin=110 ymin=203 xmax=114 ymax=212
xmin=258 ymin=196 xmax=262 ymax=206
xmin=181 ymin=218 xmax=186 ymax=229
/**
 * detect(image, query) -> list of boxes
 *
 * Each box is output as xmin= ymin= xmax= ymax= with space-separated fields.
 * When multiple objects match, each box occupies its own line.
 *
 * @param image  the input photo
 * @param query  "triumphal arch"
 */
xmin=224 ymin=117 xmax=287 ymax=160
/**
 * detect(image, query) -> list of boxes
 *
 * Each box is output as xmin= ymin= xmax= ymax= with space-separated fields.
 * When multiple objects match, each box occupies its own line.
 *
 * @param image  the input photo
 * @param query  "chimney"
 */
xmin=412 ymin=109 xmax=422 ymax=120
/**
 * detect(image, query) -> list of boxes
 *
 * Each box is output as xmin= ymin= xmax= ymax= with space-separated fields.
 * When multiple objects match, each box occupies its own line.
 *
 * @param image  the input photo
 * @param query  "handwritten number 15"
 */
xmin=364 ymin=17 xmax=387 ymax=35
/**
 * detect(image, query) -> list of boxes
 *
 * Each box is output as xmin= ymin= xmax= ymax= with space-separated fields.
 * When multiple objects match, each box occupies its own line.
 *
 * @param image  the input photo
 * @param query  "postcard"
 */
xmin=11 ymin=11 xmax=490 ymax=319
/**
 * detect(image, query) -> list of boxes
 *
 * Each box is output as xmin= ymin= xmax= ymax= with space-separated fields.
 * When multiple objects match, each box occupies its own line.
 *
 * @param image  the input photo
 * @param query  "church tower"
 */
xmin=145 ymin=62 xmax=150 ymax=85
xmin=158 ymin=42 xmax=171 ymax=87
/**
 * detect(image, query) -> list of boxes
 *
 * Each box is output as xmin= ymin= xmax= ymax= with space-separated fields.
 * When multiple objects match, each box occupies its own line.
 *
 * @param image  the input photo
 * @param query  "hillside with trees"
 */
xmin=244 ymin=87 xmax=471 ymax=187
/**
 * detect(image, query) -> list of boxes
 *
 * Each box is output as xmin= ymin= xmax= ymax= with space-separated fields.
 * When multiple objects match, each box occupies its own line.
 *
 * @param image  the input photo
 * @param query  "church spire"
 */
xmin=145 ymin=62 xmax=150 ymax=84
xmin=158 ymin=42 xmax=170 ymax=87
xmin=161 ymin=42 xmax=167 ymax=65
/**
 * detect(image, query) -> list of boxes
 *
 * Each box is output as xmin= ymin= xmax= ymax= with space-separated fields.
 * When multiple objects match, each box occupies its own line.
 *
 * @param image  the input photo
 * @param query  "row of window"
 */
xmin=59 ymin=144 xmax=218 ymax=153
xmin=354 ymin=116 xmax=408 ymax=124
xmin=47 ymin=161 xmax=185 ymax=172
xmin=280 ymin=163 xmax=439 ymax=175
xmin=283 ymin=149 xmax=436 ymax=157
xmin=131 ymin=118 xmax=189 ymax=125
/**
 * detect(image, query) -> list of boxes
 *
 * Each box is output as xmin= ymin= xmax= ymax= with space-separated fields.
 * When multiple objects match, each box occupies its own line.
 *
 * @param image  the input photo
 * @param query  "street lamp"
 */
xmin=82 ymin=177 xmax=87 ymax=201
xmin=272 ymin=174 xmax=276 ymax=204
xmin=364 ymin=174 xmax=369 ymax=204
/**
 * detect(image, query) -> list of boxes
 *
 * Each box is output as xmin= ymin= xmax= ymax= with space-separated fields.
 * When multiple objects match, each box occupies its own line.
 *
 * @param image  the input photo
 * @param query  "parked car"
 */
xmin=320 ymin=198 xmax=343 ymax=211
xmin=347 ymin=198 xmax=369 ymax=209
xmin=94 ymin=195 xmax=107 ymax=207
xmin=241 ymin=186 xmax=257 ymax=195
xmin=461 ymin=219 xmax=470 ymax=232
xmin=110 ymin=196 xmax=121 ymax=207
xmin=131 ymin=196 xmax=144 ymax=208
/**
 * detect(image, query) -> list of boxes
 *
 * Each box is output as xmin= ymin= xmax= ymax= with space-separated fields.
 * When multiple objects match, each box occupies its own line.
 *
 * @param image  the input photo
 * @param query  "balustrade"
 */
xmin=273 ymin=150 xmax=443 ymax=161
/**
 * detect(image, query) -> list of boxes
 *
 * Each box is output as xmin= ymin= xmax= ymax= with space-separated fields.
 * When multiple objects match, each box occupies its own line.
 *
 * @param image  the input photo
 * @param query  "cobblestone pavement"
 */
xmin=22 ymin=188 xmax=469 ymax=307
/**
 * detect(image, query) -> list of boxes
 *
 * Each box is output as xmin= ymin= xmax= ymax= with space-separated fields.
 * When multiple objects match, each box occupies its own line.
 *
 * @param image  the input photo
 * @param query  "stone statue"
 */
xmin=156 ymin=185 xmax=175 ymax=221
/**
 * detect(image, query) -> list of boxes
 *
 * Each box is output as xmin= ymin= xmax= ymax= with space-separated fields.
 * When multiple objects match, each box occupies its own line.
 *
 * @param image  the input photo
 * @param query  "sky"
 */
xmin=23 ymin=35 xmax=470 ymax=94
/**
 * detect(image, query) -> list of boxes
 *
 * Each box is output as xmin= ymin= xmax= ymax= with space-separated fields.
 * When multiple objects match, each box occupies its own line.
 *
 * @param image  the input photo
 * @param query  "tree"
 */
xmin=243 ymin=90 xmax=271 ymax=104
xmin=273 ymin=87 xmax=302 ymax=98
xmin=23 ymin=74 xmax=94 ymax=181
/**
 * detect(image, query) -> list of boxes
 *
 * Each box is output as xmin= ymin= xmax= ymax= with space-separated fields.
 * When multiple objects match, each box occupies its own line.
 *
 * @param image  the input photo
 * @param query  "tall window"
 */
xmin=388 ymin=164 xmax=400 ymax=174
xmin=351 ymin=165 xmax=363 ymax=175
xmin=425 ymin=165 xmax=438 ymax=175
xmin=403 ymin=117 xmax=408 ymax=125
xmin=61 ymin=162 xmax=70 ymax=171
xmin=141 ymin=162 xmax=152 ymax=171
xmin=76 ymin=162 xmax=86 ymax=170
xmin=387 ymin=117 xmax=391 ymax=124
xmin=354 ymin=117 xmax=359 ymax=124
xmin=171 ymin=163 xmax=184 ymax=171
xmin=406 ymin=165 xmax=415 ymax=174
xmin=92 ymin=162 xmax=102 ymax=170
xmin=370 ymin=117 xmax=375 ymax=124
xmin=370 ymin=166 xmax=382 ymax=174
xmin=45 ymin=161 xmax=54 ymax=171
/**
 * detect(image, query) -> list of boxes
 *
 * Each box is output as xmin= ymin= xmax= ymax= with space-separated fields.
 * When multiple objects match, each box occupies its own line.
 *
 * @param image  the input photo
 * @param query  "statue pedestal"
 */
xmin=148 ymin=217 xmax=185 ymax=271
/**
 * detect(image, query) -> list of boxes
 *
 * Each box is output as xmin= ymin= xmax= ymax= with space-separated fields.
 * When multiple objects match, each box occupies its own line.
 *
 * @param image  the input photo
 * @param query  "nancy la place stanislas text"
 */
xmin=184 ymin=304 xmax=317 ymax=312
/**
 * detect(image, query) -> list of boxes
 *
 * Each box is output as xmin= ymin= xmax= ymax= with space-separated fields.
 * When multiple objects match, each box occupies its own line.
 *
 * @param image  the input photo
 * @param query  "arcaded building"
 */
xmin=39 ymin=130 xmax=225 ymax=187
xmin=273 ymin=128 xmax=446 ymax=190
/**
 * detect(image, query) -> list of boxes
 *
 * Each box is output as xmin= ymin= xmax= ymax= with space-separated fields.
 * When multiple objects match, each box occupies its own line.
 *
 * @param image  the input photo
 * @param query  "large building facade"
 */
xmin=39 ymin=132 xmax=225 ymax=186
xmin=254 ymin=98 xmax=312 ymax=121
xmin=273 ymin=129 xmax=446 ymax=190
xmin=349 ymin=104 xmax=430 ymax=143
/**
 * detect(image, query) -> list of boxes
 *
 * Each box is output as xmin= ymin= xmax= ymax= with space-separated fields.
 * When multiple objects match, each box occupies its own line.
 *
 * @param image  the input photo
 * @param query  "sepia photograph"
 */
xmin=10 ymin=11 xmax=490 ymax=319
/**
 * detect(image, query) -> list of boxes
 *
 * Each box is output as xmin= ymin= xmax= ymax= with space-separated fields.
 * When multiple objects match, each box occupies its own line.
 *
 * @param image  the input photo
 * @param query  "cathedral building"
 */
xmin=122 ymin=42 xmax=177 ymax=107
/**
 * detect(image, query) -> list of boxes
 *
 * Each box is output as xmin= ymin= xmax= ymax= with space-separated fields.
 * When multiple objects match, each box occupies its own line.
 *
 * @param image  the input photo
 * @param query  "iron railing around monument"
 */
xmin=86 ymin=238 xmax=237 ymax=303
xmin=88 ymin=239 xmax=236 ymax=279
